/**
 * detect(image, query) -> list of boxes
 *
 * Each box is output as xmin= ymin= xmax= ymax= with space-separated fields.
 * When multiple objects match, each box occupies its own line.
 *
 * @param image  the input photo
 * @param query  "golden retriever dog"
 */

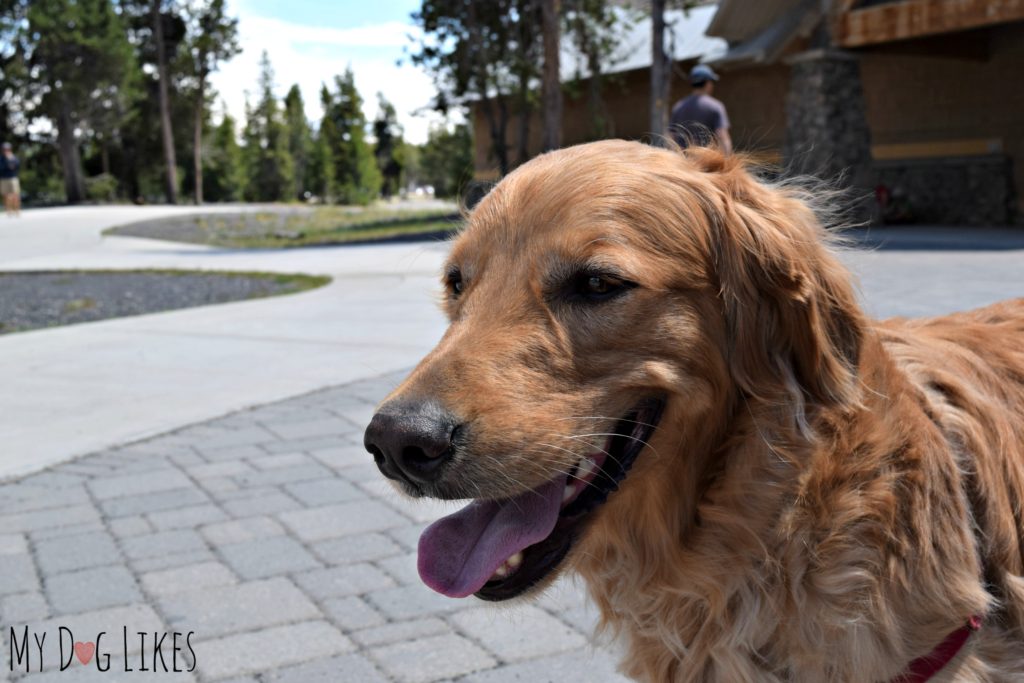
xmin=363 ymin=140 xmax=1024 ymax=682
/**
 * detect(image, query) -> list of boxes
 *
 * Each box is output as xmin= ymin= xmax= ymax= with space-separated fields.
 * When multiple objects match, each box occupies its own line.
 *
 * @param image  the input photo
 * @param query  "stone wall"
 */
xmin=872 ymin=155 xmax=1015 ymax=226
xmin=783 ymin=50 xmax=872 ymax=183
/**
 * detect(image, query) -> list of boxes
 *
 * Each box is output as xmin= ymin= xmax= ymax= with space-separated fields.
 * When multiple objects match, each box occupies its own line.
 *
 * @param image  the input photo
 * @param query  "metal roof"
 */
xmin=706 ymin=0 xmax=817 ymax=42
xmin=708 ymin=0 xmax=822 ymax=67
xmin=561 ymin=4 xmax=728 ymax=82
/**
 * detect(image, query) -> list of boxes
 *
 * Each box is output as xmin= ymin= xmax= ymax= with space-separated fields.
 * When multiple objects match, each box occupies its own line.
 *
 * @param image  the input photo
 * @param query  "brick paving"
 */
xmin=0 ymin=370 xmax=626 ymax=682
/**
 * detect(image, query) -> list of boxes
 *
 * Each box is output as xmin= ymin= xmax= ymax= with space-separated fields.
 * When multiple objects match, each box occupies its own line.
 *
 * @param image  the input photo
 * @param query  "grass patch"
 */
xmin=104 ymin=206 xmax=462 ymax=249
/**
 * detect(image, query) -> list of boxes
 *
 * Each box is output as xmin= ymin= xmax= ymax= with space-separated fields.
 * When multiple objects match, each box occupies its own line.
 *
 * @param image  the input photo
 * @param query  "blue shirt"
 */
xmin=0 ymin=155 xmax=19 ymax=179
xmin=669 ymin=94 xmax=730 ymax=147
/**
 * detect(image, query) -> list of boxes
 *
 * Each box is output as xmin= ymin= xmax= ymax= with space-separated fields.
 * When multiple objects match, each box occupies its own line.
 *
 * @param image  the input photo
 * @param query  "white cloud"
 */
xmin=208 ymin=6 xmax=455 ymax=144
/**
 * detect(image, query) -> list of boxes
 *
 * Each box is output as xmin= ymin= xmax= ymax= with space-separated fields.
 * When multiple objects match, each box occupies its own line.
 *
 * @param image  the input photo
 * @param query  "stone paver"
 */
xmin=147 ymin=504 xmax=228 ymax=530
xmin=2 ymin=238 xmax=1019 ymax=681
xmin=309 ymin=532 xmax=402 ymax=566
xmin=158 ymin=578 xmax=320 ymax=637
xmin=263 ymin=653 xmax=389 ymax=683
xmin=350 ymin=617 xmax=451 ymax=648
xmin=108 ymin=516 xmax=154 ymax=538
xmin=88 ymin=469 xmax=193 ymax=500
xmin=0 ymin=553 xmax=39 ymax=596
xmin=293 ymin=564 xmax=396 ymax=601
xmin=35 ymin=531 xmax=121 ymax=574
xmin=458 ymin=649 xmax=632 ymax=683
xmin=217 ymin=535 xmax=321 ymax=579
xmin=191 ymin=621 xmax=353 ymax=680
xmin=121 ymin=530 xmax=207 ymax=561
xmin=0 ymin=372 xmax=605 ymax=681
xmin=321 ymin=596 xmax=387 ymax=631
xmin=369 ymin=634 xmax=496 ymax=683
xmin=279 ymin=500 xmax=409 ymax=542
xmin=0 ymin=592 xmax=48 ymax=622
xmin=100 ymin=488 xmax=210 ymax=518
xmin=0 ymin=533 xmax=28 ymax=555
xmin=46 ymin=565 xmax=142 ymax=614
xmin=200 ymin=516 xmax=285 ymax=546
xmin=139 ymin=561 xmax=238 ymax=598
xmin=450 ymin=606 xmax=588 ymax=662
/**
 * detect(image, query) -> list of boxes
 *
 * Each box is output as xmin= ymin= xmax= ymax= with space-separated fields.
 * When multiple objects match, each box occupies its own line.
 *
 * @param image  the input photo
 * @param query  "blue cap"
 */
xmin=689 ymin=64 xmax=719 ymax=84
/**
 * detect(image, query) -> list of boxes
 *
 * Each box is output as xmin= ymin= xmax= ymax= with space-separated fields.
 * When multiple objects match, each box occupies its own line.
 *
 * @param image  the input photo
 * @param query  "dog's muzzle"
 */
xmin=363 ymin=399 xmax=459 ymax=489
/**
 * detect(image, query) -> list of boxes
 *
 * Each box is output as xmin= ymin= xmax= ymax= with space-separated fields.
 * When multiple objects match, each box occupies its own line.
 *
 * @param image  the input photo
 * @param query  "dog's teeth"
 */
xmin=563 ymin=484 xmax=575 ymax=502
xmin=577 ymin=457 xmax=597 ymax=480
xmin=493 ymin=564 xmax=509 ymax=578
xmin=507 ymin=552 xmax=522 ymax=568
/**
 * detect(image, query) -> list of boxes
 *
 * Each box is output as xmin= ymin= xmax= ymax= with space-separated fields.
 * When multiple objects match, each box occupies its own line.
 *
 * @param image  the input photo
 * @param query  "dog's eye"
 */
xmin=586 ymin=276 xmax=611 ymax=295
xmin=572 ymin=271 xmax=633 ymax=302
xmin=445 ymin=269 xmax=464 ymax=298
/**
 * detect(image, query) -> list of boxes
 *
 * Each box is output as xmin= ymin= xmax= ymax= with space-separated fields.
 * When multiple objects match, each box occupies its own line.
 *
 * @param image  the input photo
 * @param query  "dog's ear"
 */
xmin=708 ymin=166 xmax=863 ymax=413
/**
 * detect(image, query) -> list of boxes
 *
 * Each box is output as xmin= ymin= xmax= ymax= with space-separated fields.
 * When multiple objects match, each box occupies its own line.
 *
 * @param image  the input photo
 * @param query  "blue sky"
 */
xmin=242 ymin=0 xmax=421 ymax=30
xmin=209 ymin=0 xmax=447 ymax=144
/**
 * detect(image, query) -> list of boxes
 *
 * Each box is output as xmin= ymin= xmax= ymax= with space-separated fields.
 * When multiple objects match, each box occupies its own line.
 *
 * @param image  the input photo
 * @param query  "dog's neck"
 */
xmin=574 ymin=333 xmax=990 ymax=683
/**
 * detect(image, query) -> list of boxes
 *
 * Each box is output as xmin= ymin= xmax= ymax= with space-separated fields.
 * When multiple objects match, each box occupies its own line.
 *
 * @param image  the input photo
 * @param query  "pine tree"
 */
xmin=186 ymin=0 xmax=240 ymax=204
xmin=322 ymin=69 xmax=380 ymax=206
xmin=373 ymin=94 xmax=404 ymax=198
xmin=23 ymin=0 xmax=136 ymax=203
xmin=242 ymin=51 xmax=294 ymax=202
xmin=203 ymin=109 xmax=244 ymax=201
xmin=308 ymin=85 xmax=338 ymax=202
xmin=283 ymin=84 xmax=312 ymax=201
xmin=420 ymin=122 xmax=472 ymax=198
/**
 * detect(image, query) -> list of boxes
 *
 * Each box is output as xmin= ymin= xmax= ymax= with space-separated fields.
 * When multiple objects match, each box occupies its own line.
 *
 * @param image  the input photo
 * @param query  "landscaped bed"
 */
xmin=0 ymin=270 xmax=330 ymax=334
xmin=103 ymin=205 xmax=462 ymax=248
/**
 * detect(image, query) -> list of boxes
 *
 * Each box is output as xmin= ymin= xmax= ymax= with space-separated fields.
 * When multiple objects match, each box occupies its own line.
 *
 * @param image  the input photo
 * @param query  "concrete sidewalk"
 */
xmin=0 ymin=207 xmax=451 ymax=479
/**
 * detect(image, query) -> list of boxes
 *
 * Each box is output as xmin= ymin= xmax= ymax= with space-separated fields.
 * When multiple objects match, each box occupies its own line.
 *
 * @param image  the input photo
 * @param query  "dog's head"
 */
xmin=364 ymin=140 xmax=863 ymax=601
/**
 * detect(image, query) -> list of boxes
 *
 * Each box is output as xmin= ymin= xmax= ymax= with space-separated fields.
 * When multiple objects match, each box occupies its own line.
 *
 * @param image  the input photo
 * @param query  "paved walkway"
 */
xmin=0 ymin=206 xmax=451 ymax=478
xmin=0 ymin=370 xmax=623 ymax=682
xmin=1 ymin=207 xmax=1022 ymax=681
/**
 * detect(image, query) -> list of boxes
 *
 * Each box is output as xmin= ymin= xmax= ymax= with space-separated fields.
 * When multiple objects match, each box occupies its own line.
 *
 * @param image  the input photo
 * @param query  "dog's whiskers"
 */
xmin=565 ymin=432 xmax=663 ymax=461
xmin=556 ymin=415 xmax=661 ymax=430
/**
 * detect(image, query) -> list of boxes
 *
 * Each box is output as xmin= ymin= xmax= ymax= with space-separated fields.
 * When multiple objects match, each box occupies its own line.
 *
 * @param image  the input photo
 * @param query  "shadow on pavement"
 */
xmin=840 ymin=226 xmax=1024 ymax=251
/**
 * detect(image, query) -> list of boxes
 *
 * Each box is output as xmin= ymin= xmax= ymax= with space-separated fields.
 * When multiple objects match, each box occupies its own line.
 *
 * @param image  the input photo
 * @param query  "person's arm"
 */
xmin=717 ymin=127 xmax=733 ymax=155
xmin=714 ymin=102 xmax=733 ymax=155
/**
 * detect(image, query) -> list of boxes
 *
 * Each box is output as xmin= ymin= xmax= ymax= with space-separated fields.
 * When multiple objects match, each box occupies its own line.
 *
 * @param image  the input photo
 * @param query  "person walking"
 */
xmin=1 ymin=142 xmax=21 ymax=217
xmin=669 ymin=64 xmax=732 ymax=154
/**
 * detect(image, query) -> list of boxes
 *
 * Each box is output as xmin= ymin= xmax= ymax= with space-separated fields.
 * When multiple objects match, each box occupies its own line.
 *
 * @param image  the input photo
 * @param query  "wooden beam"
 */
xmin=871 ymin=138 xmax=1003 ymax=160
xmin=838 ymin=0 xmax=1024 ymax=48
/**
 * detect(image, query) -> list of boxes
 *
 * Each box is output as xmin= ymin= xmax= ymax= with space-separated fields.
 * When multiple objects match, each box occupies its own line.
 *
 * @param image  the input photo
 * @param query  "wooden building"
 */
xmin=471 ymin=0 xmax=1024 ymax=224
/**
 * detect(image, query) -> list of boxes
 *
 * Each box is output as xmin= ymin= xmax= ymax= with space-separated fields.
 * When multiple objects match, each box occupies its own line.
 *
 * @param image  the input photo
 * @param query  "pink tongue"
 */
xmin=417 ymin=476 xmax=565 ymax=598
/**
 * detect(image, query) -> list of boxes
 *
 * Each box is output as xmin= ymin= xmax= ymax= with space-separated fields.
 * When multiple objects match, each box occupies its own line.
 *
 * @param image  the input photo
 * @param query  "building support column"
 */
xmin=783 ymin=49 xmax=872 ymax=195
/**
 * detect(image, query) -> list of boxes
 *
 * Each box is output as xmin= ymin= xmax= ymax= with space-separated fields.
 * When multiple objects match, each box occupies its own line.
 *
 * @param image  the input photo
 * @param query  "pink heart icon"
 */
xmin=74 ymin=641 xmax=95 ymax=665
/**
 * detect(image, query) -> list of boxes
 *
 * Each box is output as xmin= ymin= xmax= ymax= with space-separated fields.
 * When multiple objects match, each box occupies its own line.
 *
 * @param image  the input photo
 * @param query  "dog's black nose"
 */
xmin=364 ymin=400 xmax=458 ymax=486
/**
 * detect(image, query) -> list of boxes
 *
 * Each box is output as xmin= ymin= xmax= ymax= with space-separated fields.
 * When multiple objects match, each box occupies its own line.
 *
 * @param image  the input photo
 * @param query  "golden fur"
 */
xmin=383 ymin=140 xmax=1024 ymax=681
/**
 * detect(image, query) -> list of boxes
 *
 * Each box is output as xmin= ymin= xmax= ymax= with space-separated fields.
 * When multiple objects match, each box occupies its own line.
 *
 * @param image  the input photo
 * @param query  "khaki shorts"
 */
xmin=0 ymin=178 xmax=19 ymax=196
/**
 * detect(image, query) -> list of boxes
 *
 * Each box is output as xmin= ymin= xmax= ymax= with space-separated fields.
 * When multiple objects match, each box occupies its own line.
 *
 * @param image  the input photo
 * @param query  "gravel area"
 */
xmin=0 ymin=270 xmax=328 ymax=334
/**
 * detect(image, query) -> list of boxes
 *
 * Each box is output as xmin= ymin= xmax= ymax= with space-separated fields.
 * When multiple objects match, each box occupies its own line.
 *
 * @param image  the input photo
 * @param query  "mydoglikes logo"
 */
xmin=9 ymin=626 xmax=197 ymax=673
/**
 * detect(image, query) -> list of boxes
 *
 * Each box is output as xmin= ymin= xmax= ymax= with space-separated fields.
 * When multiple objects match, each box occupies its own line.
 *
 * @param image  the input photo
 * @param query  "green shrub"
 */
xmin=85 ymin=173 xmax=119 ymax=202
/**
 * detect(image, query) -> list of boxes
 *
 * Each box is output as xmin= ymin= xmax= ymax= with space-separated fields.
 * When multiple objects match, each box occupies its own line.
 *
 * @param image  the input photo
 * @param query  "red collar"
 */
xmin=891 ymin=616 xmax=982 ymax=683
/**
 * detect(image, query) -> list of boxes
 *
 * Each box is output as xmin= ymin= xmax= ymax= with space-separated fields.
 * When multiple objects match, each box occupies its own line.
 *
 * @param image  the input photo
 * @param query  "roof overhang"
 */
xmin=708 ymin=0 xmax=821 ymax=68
